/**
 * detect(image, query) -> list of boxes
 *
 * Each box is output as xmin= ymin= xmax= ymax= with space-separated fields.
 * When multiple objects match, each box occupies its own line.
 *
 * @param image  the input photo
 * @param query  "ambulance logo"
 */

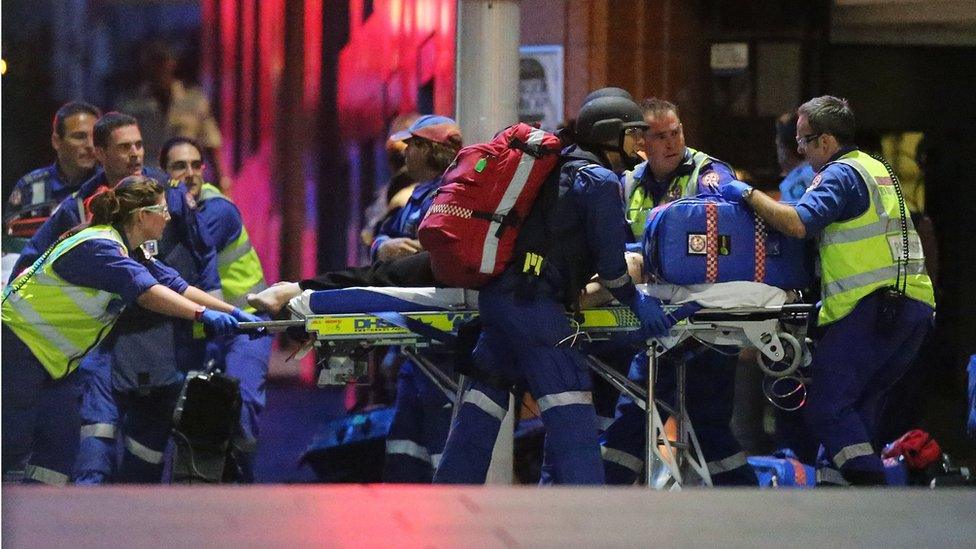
xmin=806 ymin=173 xmax=823 ymax=193
xmin=701 ymin=171 xmax=720 ymax=190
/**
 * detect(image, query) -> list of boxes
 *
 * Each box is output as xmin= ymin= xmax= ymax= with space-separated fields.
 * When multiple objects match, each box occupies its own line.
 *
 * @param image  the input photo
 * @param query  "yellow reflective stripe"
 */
xmin=833 ymin=442 xmax=875 ymax=468
xmin=601 ymin=445 xmax=643 ymax=473
xmin=823 ymin=262 xmax=926 ymax=299
xmin=61 ymin=285 xmax=116 ymax=322
xmin=80 ymin=423 xmax=117 ymax=439
xmin=218 ymin=239 xmax=254 ymax=266
xmin=462 ymin=389 xmax=507 ymax=421
xmin=815 ymin=467 xmax=849 ymax=486
xmin=707 ymin=451 xmax=748 ymax=474
xmin=5 ymin=294 xmax=86 ymax=376
xmin=24 ymin=464 xmax=69 ymax=486
xmin=536 ymin=391 xmax=593 ymax=413
xmin=124 ymin=436 xmax=164 ymax=464
xmin=385 ymin=439 xmax=432 ymax=463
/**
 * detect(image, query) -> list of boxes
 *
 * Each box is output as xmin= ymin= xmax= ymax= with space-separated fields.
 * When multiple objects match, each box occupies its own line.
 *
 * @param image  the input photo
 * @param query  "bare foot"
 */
xmin=247 ymin=281 xmax=301 ymax=315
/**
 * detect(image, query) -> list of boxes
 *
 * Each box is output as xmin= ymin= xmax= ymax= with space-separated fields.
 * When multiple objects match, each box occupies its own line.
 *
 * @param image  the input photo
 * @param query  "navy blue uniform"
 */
xmin=793 ymin=148 xmax=934 ymax=485
xmin=368 ymin=175 xmax=455 ymax=482
xmin=58 ymin=169 xmax=221 ymax=484
xmin=2 ymin=234 xmax=186 ymax=485
xmin=195 ymin=190 xmax=272 ymax=482
xmin=434 ymin=146 xmax=638 ymax=485
xmin=4 ymin=163 xmax=94 ymax=223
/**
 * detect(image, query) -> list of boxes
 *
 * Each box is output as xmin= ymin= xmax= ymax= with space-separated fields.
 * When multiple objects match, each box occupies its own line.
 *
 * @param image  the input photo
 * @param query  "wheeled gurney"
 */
xmin=242 ymin=283 xmax=815 ymax=488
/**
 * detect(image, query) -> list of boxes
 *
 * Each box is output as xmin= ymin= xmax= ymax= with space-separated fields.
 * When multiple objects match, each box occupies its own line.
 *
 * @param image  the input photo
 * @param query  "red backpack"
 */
xmin=418 ymin=123 xmax=562 ymax=288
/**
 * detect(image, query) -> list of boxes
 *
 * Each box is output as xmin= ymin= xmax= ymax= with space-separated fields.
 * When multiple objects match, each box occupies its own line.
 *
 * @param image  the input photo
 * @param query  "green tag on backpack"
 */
xmin=475 ymin=157 xmax=488 ymax=173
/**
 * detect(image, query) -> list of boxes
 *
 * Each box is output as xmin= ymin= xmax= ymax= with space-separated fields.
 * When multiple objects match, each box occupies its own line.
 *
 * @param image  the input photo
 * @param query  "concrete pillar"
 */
xmin=455 ymin=0 xmax=521 ymax=142
xmin=455 ymin=0 xmax=520 ymax=484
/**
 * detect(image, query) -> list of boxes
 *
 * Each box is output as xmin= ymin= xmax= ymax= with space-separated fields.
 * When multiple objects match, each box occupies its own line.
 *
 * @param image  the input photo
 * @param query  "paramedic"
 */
xmin=433 ymin=95 xmax=669 ymax=485
xmin=601 ymin=98 xmax=758 ymax=485
xmin=719 ymin=95 xmax=935 ymax=485
xmin=2 ymin=176 xmax=241 ymax=485
xmin=161 ymin=136 xmax=271 ymax=481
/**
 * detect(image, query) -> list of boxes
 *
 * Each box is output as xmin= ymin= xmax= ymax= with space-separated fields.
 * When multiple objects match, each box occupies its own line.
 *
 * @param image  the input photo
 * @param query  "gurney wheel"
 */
xmin=756 ymin=332 xmax=801 ymax=378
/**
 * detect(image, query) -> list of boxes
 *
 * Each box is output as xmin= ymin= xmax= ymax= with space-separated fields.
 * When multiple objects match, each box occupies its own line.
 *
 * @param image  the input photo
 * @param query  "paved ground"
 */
xmin=4 ymin=484 xmax=975 ymax=548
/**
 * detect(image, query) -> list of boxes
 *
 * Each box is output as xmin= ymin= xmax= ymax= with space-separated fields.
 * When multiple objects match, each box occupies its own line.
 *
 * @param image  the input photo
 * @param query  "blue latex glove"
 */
xmin=719 ymin=180 xmax=753 ymax=203
xmin=230 ymin=307 xmax=269 ymax=338
xmin=231 ymin=307 xmax=263 ymax=324
xmin=200 ymin=309 xmax=239 ymax=337
xmin=620 ymin=291 xmax=670 ymax=340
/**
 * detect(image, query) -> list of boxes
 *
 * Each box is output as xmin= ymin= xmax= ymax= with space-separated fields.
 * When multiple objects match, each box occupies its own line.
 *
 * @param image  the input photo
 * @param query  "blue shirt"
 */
xmin=638 ymin=148 xmax=736 ymax=205
xmin=794 ymin=147 xmax=871 ymax=237
xmin=370 ymin=177 xmax=443 ymax=261
xmin=547 ymin=146 xmax=631 ymax=290
xmin=12 ymin=167 xmax=220 ymax=292
xmin=779 ymin=162 xmax=816 ymax=201
xmin=52 ymin=235 xmax=187 ymax=306
xmin=3 ymin=163 xmax=95 ymax=221
xmin=623 ymin=149 xmax=735 ymax=253
xmin=196 ymin=192 xmax=244 ymax=253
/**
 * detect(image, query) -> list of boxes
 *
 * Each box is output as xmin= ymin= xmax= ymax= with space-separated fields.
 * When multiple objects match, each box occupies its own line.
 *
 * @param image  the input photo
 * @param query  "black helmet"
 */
xmin=582 ymin=86 xmax=633 ymax=104
xmin=575 ymin=96 xmax=647 ymax=145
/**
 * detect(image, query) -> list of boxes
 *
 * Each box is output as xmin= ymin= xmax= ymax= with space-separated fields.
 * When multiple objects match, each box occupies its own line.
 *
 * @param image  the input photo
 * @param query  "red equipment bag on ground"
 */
xmin=418 ymin=123 xmax=562 ymax=288
xmin=882 ymin=429 xmax=942 ymax=470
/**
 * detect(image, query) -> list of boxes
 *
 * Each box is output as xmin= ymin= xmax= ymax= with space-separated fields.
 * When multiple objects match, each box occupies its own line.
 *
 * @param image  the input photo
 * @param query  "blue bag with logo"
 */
xmin=642 ymin=195 xmax=812 ymax=289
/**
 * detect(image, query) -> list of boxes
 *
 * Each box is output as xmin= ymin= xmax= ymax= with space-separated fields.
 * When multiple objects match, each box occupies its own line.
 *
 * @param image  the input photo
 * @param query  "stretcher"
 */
xmin=241 ymin=283 xmax=815 ymax=489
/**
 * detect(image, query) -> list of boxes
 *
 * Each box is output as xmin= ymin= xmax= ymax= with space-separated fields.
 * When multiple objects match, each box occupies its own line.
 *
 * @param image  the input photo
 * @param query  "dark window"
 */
xmin=417 ymin=80 xmax=434 ymax=115
xmin=363 ymin=0 xmax=374 ymax=22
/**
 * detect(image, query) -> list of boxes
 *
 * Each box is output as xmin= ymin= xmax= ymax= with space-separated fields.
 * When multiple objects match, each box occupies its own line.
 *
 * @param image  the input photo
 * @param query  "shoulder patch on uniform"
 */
xmin=8 ymin=188 xmax=22 ymax=206
xmin=701 ymin=171 xmax=721 ymax=189
xmin=806 ymin=173 xmax=823 ymax=192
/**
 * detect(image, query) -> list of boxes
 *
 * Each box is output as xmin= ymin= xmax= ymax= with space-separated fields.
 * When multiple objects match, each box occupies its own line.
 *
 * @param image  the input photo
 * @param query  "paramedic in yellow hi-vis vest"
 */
xmin=160 ymin=136 xmax=271 ymax=482
xmin=719 ymin=96 xmax=935 ymax=486
xmin=600 ymin=98 xmax=758 ymax=485
xmin=1 ymin=177 xmax=243 ymax=485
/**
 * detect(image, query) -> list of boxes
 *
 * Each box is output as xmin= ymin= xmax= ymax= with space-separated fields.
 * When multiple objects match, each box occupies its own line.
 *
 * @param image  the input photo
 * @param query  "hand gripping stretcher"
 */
xmin=241 ymin=283 xmax=815 ymax=489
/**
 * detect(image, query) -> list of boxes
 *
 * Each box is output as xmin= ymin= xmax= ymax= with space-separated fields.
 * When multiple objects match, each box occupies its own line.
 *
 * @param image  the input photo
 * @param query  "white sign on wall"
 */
xmin=519 ymin=45 xmax=564 ymax=132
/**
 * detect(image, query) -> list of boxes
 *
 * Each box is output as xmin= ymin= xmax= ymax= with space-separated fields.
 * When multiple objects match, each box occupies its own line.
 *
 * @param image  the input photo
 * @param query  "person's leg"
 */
xmin=384 ymin=362 xmax=435 ymax=482
xmin=685 ymin=349 xmax=757 ymax=485
xmin=24 ymin=369 xmax=81 ymax=485
xmin=804 ymin=296 xmax=930 ymax=486
xmin=116 ymin=384 xmax=182 ymax=483
xmin=433 ymin=311 xmax=513 ymax=484
xmin=599 ymin=354 xmax=649 ymax=484
xmin=74 ymin=348 xmax=121 ymax=484
xmin=523 ymin=346 xmax=604 ymax=485
xmin=1 ymin=326 xmax=46 ymax=482
xmin=222 ymin=332 xmax=272 ymax=482
xmin=432 ymin=378 xmax=509 ymax=484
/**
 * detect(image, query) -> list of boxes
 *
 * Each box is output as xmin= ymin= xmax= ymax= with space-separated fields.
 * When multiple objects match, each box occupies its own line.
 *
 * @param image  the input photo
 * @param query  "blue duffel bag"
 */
xmin=643 ymin=194 xmax=813 ymax=289
xmin=748 ymin=450 xmax=816 ymax=488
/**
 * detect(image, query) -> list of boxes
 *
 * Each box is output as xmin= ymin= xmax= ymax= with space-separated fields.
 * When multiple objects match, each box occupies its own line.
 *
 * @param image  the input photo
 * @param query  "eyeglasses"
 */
xmin=624 ymin=127 xmax=647 ymax=137
xmin=167 ymin=160 xmax=203 ymax=171
xmin=138 ymin=204 xmax=170 ymax=218
xmin=795 ymin=133 xmax=822 ymax=147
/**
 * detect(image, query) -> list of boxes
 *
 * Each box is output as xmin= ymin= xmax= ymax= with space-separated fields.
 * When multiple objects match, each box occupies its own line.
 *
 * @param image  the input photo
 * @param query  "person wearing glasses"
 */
xmin=719 ymin=96 xmax=935 ymax=485
xmin=48 ymin=113 xmax=224 ymax=484
xmin=601 ymin=98 xmax=758 ymax=486
xmin=2 ymin=177 xmax=243 ymax=485
xmin=434 ymin=95 xmax=669 ymax=485
xmin=160 ymin=136 xmax=271 ymax=482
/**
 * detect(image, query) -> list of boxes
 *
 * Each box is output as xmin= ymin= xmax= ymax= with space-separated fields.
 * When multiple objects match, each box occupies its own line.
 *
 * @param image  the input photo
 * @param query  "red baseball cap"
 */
xmin=389 ymin=114 xmax=462 ymax=147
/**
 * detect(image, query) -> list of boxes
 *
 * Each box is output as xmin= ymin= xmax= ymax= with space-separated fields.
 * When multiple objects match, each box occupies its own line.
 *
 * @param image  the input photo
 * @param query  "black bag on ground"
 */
xmin=171 ymin=371 xmax=242 ymax=483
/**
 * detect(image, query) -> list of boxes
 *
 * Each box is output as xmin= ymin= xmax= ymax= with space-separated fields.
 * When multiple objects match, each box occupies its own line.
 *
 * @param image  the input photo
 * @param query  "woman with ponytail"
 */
xmin=1 ymin=175 xmax=243 ymax=485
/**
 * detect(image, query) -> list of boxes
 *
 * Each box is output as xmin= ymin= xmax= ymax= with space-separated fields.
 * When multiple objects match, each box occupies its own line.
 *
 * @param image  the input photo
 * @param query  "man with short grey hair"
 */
xmin=719 ymin=95 xmax=935 ymax=485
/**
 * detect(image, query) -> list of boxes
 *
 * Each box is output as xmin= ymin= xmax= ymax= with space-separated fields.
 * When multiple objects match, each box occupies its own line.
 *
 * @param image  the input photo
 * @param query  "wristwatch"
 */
xmin=741 ymin=186 xmax=755 ymax=201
